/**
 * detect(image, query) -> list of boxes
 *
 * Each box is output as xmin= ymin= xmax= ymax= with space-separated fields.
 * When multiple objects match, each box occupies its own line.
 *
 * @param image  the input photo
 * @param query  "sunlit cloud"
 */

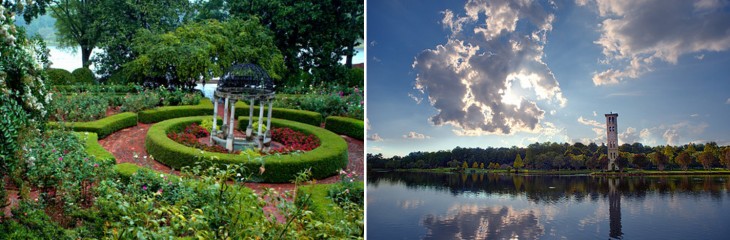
xmin=368 ymin=133 xmax=384 ymax=142
xmin=403 ymin=131 xmax=430 ymax=139
xmin=412 ymin=0 xmax=566 ymax=136
xmin=583 ymin=0 xmax=730 ymax=85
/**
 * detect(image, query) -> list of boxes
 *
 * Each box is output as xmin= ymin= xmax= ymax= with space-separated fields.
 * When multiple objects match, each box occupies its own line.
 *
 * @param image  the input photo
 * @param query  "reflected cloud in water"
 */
xmin=421 ymin=205 xmax=543 ymax=240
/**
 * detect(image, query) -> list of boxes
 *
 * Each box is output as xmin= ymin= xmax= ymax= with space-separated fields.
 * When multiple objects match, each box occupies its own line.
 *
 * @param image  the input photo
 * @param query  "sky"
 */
xmin=366 ymin=0 xmax=730 ymax=157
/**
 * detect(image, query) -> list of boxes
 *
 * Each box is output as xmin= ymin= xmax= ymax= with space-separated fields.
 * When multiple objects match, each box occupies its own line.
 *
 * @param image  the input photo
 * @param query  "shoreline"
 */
xmin=372 ymin=168 xmax=730 ymax=176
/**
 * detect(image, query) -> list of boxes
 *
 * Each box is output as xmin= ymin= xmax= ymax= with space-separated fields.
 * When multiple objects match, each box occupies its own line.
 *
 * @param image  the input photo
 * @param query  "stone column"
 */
xmin=227 ymin=100 xmax=236 ymax=151
xmin=211 ymin=97 xmax=218 ymax=145
xmin=257 ymin=100 xmax=265 ymax=148
xmin=265 ymin=101 xmax=273 ymax=144
xmin=222 ymin=97 xmax=229 ymax=137
xmin=246 ymin=98 xmax=255 ymax=138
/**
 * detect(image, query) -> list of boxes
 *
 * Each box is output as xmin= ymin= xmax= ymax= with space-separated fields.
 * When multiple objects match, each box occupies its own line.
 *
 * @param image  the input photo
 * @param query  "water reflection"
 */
xmin=608 ymin=178 xmax=622 ymax=239
xmin=368 ymin=171 xmax=730 ymax=203
xmin=422 ymin=205 xmax=543 ymax=239
xmin=367 ymin=171 xmax=730 ymax=240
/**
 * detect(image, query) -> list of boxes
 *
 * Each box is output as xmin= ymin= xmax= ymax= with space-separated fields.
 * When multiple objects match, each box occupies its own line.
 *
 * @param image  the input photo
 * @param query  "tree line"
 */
xmin=20 ymin=0 xmax=363 ymax=88
xmin=367 ymin=141 xmax=730 ymax=171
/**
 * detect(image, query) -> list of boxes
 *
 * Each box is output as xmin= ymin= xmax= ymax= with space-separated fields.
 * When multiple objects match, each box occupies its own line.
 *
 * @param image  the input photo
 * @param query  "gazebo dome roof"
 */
xmin=215 ymin=63 xmax=275 ymax=99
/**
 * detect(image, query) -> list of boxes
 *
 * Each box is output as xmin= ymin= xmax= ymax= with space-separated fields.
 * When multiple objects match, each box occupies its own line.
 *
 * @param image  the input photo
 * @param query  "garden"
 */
xmin=1 ymin=1 xmax=363 ymax=239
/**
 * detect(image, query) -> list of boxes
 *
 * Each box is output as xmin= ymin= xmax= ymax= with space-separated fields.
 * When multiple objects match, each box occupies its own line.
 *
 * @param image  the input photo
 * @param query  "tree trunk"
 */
xmin=346 ymin=43 xmax=353 ymax=68
xmin=81 ymin=46 xmax=93 ymax=69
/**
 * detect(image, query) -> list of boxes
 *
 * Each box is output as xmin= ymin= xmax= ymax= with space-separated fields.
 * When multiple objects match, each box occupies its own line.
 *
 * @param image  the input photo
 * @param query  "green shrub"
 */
xmin=238 ymin=105 xmax=323 ymax=126
xmin=145 ymin=116 xmax=347 ymax=182
xmin=49 ymin=92 xmax=109 ymax=122
xmin=75 ymin=132 xmax=115 ymax=164
xmin=46 ymin=68 xmax=74 ymax=85
xmin=296 ymin=182 xmax=364 ymax=238
xmin=347 ymin=68 xmax=364 ymax=87
xmin=120 ymin=90 xmax=161 ymax=112
xmin=325 ymin=116 xmax=364 ymax=140
xmin=49 ymin=112 xmax=138 ymax=138
xmin=53 ymin=84 xmax=140 ymax=94
xmin=114 ymin=163 xmax=142 ymax=181
xmin=71 ymin=68 xmax=96 ymax=85
xmin=138 ymin=99 xmax=214 ymax=123
xmin=138 ymin=99 xmax=321 ymax=126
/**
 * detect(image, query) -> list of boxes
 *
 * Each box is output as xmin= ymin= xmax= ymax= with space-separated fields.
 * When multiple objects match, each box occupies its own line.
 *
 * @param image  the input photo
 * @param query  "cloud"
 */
xmin=372 ymin=56 xmax=382 ymax=62
xmin=368 ymin=133 xmax=383 ymax=142
xmin=690 ymin=113 xmax=699 ymax=117
xmin=593 ymin=111 xmax=597 ymax=117
xmin=586 ymin=0 xmax=730 ymax=85
xmin=695 ymin=54 xmax=705 ymax=60
xmin=618 ymin=127 xmax=639 ymax=144
xmin=403 ymin=131 xmax=430 ymax=139
xmin=726 ymin=98 xmax=730 ymax=104
xmin=412 ymin=0 xmax=566 ymax=135
xmin=578 ymin=116 xmax=603 ymax=128
xmin=408 ymin=93 xmax=423 ymax=104
xmin=370 ymin=41 xmax=377 ymax=47
xmin=663 ymin=129 xmax=679 ymax=146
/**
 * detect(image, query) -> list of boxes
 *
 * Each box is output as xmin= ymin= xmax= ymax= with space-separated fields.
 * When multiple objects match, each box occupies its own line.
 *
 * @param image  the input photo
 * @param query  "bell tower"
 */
xmin=605 ymin=112 xmax=619 ymax=171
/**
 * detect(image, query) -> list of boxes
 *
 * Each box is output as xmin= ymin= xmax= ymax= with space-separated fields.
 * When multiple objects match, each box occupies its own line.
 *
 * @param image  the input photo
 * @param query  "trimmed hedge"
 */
xmin=325 ymin=116 xmax=364 ymax=140
xmin=241 ymin=106 xmax=323 ymax=127
xmin=71 ymin=68 xmax=96 ymax=85
xmin=145 ymin=116 xmax=347 ymax=182
xmin=75 ymin=131 xmax=115 ymax=164
xmin=47 ymin=68 xmax=74 ymax=85
xmin=114 ymin=163 xmax=142 ymax=181
xmin=138 ymin=99 xmax=216 ymax=123
xmin=49 ymin=112 xmax=138 ymax=138
xmin=139 ymin=99 xmax=323 ymax=126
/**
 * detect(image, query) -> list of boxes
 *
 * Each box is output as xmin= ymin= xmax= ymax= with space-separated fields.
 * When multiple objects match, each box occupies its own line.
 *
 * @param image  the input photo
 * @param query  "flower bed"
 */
xmin=145 ymin=116 xmax=347 ymax=182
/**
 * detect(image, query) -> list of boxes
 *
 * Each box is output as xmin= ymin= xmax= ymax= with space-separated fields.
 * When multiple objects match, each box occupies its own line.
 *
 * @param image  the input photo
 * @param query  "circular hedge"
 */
xmin=145 ymin=116 xmax=348 ymax=182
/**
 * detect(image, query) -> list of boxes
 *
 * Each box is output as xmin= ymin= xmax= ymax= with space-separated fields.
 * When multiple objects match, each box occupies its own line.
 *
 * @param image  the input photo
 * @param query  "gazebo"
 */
xmin=210 ymin=63 xmax=275 ymax=151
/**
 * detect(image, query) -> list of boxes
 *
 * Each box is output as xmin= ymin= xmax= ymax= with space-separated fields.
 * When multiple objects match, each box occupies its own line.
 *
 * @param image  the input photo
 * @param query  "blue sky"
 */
xmin=367 ymin=0 xmax=730 ymax=157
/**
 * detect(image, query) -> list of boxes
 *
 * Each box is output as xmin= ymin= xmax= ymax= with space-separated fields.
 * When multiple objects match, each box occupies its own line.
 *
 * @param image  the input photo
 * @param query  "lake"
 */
xmin=367 ymin=171 xmax=730 ymax=239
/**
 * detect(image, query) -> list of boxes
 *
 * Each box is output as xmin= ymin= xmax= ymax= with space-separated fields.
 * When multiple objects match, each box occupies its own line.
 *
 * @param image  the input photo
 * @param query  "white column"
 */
xmin=227 ymin=100 xmax=236 ymax=151
xmin=265 ymin=101 xmax=273 ymax=145
xmin=266 ymin=101 xmax=273 ymax=131
xmin=257 ymin=101 xmax=265 ymax=147
xmin=246 ymin=98 xmax=255 ymax=137
xmin=222 ymin=97 xmax=229 ymax=136
xmin=211 ymin=97 xmax=218 ymax=145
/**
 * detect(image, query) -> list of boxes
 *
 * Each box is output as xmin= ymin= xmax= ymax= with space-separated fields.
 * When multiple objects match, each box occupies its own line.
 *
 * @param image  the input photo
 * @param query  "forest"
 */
xmin=367 ymin=141 xmax=730 ymax=172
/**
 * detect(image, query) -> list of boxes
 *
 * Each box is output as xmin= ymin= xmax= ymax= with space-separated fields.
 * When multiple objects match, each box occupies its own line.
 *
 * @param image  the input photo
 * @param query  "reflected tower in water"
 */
xmin=609 ymin=178 xmax=622 ymax=239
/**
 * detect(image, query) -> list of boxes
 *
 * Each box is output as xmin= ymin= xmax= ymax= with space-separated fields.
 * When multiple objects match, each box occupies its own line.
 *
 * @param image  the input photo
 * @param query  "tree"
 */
xmin=698 ymin=151 xmax=716 ymax=170
xmin=472 ymin=161 xmax=478 ymax=169
xmin=524 ymin=148 xmax=535 ymax=169
xmin=50 ymin=0 xmax=105 ymax=68
xmin=649 ymin=151 xmax=668 ymax=171
xmin=479 ymin=162 xmax=484 ymax=169
xmin=663 ymin=145 xmax=675 ymax=165
xmin=229 ymin=0 xmax=364 ymax=86
xmin=569 ymin=154 xmax=585 ymax=170
xmin=124 ymin=18 xmax=285 ymax=87
xmin=632 ymin=153 xmax=649 ymax=170
xmin=720 ymin=148 xmax=730 ymax=170
xmin=94 ymin=0 xmax=193 ymax=78
xmin=462 ymin=161 xmax=469 ymax=170
xmin=513 ymin=154 xmax=524 ymax=169
xmin=676 ymin=152 xmax=692 ymax=170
